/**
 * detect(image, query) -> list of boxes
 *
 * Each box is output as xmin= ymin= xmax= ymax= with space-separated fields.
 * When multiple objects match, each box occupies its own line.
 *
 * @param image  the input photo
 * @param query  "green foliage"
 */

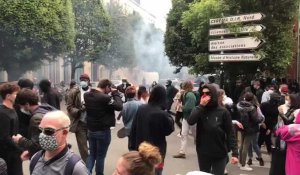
xmin=165 ymin=0 xmax=300 ymax=77
xmin=181 ymin=0 xmax=229 ymax=48
xmin=98 ymin=3 xmax=136 ymax=71
xmin=0 ymin=0 xmax=75 ymax=80
xmin=164 ymin=0 xmax=197 ymax=68
xmin=68 ymin=0 xmax=111 ymax=78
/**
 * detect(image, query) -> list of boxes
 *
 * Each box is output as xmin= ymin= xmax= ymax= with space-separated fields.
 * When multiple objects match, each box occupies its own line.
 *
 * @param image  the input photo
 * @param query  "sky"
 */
xmin=140 ymin=0 xmax=172 ymax=30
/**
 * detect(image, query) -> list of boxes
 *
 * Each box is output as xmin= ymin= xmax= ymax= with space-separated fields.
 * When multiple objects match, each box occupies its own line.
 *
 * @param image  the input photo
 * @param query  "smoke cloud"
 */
xmin=133 ymin=19 xmax=176 ymax=79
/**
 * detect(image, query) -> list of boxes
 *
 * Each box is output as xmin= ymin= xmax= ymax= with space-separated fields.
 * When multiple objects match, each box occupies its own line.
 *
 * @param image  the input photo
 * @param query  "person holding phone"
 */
xmin=84 ymin=79 xmax=123 ymax=175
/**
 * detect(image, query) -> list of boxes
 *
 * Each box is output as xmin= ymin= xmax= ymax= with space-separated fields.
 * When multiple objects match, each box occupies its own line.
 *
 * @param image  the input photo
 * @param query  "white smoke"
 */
xmin=133 ymin=19 xmax=176 ymax=79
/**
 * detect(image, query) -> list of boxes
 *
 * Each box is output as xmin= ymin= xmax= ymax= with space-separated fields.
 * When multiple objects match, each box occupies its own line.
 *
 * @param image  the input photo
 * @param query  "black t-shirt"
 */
xmin=0 ymin=104 xmax=20 ymax=157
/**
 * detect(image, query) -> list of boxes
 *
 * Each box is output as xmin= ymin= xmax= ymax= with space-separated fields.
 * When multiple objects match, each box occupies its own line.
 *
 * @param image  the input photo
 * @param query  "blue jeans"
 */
xmin=155 ymin=168 xmax=163 ymax=175
xmin=248 ymin=132 xmax=262 ymax=159
xmin=87 ymin=130 xmax=111 ymax=175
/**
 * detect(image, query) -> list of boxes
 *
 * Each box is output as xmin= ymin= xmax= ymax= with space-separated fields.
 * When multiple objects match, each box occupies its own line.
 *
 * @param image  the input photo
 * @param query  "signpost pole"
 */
xmin=220 ymin=62 xmax=224 ymax=89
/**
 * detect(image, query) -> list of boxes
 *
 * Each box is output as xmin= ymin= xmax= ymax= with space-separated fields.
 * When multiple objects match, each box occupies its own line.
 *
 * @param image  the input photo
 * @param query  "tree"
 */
xmin=164 ymin=0 xmax=196 ymax=71
xmin=68 ymin=0 xmax=111 ymax=79
xmin=0 ymin=0 xmax=75 ymax=80
xmin=181 ymin=0 xmax=230 ymax=74
xmin=98 ymin=3 xmax=136 ymax=79
xmin=223 ymin=0 xmax=300 ymax=76
xmin=166 ymin=0 xmax=300 ymax=78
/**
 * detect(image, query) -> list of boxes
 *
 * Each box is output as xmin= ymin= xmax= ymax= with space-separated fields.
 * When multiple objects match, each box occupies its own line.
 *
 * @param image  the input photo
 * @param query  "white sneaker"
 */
xmin=177 ymin=133 xmax=181 ymax=137
xmin=240 ymin=165 xmax=253 ymax=171
xmin=116 ymin=120 xmax=121 ymax=124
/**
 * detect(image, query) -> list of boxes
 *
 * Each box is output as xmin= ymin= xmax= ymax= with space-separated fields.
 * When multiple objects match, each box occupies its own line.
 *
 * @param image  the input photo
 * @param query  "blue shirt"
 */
xmin=121 ymin=98 xmax=142 ymax=136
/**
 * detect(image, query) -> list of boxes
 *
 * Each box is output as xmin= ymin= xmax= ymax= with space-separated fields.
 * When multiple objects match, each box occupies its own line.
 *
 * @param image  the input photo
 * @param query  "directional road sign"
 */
xmin=209 ymin=25 xmax=265 ymax=36
xmin=210 ymin=13 xmax=265 ymax=25
xmin=209 ymin=37 xmax=264 ymax=51
xmin=209 ymin=53 xmax=262 ymax=62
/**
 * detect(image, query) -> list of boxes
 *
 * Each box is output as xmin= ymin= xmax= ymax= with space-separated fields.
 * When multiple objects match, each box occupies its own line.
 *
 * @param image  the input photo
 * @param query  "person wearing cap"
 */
xmin=66 ymin=74 xmax=90 ymax=163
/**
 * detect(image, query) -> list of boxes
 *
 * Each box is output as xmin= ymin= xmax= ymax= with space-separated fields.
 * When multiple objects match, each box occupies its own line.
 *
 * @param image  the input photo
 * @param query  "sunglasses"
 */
xmin=202 ymin=91 xmax=211 ymax=95
xmin=39 ymin=126 xmax=69 ymax=136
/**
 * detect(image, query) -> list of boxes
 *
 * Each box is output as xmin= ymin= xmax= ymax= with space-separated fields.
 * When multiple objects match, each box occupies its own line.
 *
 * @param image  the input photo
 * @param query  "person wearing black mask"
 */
xmin=187 ymin=84 xmax=239 ymax=175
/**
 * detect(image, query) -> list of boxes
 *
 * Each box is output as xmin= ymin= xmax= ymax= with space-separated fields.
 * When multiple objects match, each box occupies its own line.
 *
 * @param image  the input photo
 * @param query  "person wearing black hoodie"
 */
xmin=129 ymin=85 xmax=174 ymax=175
xmin=188 ymin=84 xmax=239 ymax=175
xmin=259 ymin=93 xmax=281 ymax=154
xmin=39 ymin=79 xmax=61 ymax=110
xmin=11 ymin=88 xmax=56 ymax=159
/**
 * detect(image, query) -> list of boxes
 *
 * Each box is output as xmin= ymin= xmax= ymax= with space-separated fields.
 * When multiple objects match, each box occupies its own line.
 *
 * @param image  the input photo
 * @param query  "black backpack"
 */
xmin=29 ymin=150 xmax=81 ymax=175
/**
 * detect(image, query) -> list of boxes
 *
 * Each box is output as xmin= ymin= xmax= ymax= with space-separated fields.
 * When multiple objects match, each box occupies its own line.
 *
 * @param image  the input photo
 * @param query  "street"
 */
xmin=22 ymin=103 xmax=271 ymax=175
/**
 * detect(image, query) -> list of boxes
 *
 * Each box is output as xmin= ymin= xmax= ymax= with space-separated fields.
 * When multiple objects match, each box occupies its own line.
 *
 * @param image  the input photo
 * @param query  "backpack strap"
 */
xmin=64 ymin=153 xmax=81 ymax=175
xmin=30 ymin=150 xmax=43 ymax=174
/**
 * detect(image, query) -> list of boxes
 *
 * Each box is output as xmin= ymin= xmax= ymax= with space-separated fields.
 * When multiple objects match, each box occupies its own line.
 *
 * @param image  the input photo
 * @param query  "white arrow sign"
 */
xmin=209 ymin=37 xmax=264 ymax=51
xmin=209 ymin=25 xmax=265 ymax=36
xmin=209 ymin=53 xmax=262 ymax=62
xmin=210 ymin=13 xmax=265 ymax=25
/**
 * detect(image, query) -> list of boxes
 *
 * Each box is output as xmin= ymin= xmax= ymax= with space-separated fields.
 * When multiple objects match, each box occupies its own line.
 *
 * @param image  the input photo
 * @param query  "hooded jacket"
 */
xmin=18 ymin=104 xmax=57 ymax=156
xmin=260 ymin=93 xmax=280 ymax=131
xmin=276 ymin=112 xmax=300 ymax=175
xmin=129 ymin=85 xmax=174 ymax=159
xmin=166 ymin=84 xmax=178 ymax=110
xmin=39 ymin=81 xmax=61 ymax=110
xmin=237 ymin=101 xmax=260 ymax=135
xmin=187 ymin=85 xmax=238 ymax=159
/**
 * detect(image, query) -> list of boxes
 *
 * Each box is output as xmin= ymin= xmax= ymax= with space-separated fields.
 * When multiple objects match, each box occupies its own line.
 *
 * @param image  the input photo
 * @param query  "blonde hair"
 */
xmin=122 ymin=142 xmax=162 ymax=175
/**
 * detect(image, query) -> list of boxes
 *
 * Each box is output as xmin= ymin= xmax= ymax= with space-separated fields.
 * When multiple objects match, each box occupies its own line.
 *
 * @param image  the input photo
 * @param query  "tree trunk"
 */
xmin=6 ymin=68 xmax=23 ymax=82
xmin=109 ymin=69 xmax=113 ymax=80
xmin=71 ymin=62 xmax=76 ymax=80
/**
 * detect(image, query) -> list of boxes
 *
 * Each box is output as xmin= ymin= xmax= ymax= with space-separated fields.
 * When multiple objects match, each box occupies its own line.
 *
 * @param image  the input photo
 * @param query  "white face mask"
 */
xmin=80 ymin=81 xmax=88 ymax=88
xmin=20 ymin=108 xmax=31 ymax=115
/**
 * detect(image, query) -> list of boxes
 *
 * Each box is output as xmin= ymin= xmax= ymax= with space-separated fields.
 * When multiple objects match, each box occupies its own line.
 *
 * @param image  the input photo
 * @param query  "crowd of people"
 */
xmin=0 ymin=74 xmax=299 ymax=175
